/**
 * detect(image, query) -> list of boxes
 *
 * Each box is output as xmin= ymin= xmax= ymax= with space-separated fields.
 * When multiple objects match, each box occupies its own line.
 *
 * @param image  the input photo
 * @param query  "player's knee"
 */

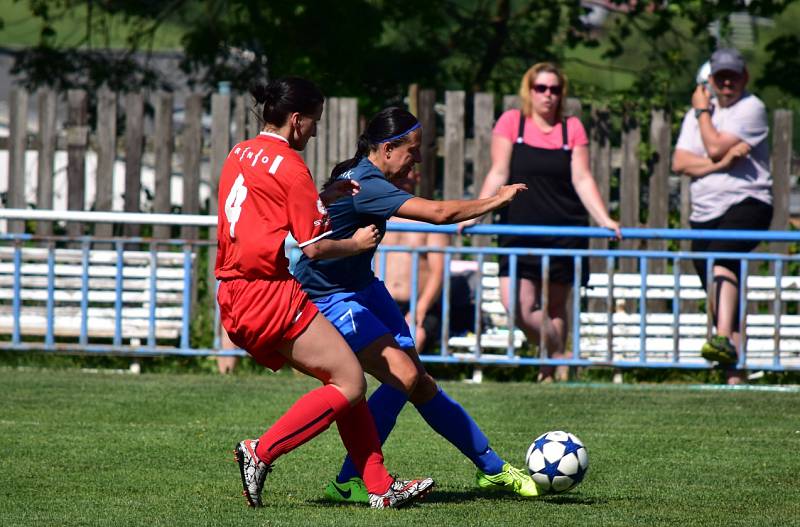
xmin=338 ymin=372 xmax=368 ymax=404
xmin=395 ymin=363 xmax=420 ymax=395
xmin=409 ymin=373 xmax=438 ymax=405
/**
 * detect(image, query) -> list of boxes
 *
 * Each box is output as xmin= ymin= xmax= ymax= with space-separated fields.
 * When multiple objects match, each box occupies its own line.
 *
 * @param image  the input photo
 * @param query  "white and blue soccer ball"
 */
xmin=525 ymin=430 xmax=589 ymax=493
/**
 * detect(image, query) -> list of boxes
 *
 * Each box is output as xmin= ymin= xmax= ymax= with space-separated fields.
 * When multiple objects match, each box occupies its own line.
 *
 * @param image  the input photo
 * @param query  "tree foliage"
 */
xmin=3 ymin=0 xmax=591 ymax=107
xmin=2 ymin=0 xmax=798 ymax=113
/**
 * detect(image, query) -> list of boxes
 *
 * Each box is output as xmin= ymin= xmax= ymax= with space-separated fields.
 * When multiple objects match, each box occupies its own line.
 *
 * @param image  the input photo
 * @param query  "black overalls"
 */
xmin=498 ymin=110 xmax=590 ymax=285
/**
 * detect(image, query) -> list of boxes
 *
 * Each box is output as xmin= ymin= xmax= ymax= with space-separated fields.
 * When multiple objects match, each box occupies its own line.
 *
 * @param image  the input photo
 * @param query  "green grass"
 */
xmin=1 ymin=368 xmax=799 ymax=527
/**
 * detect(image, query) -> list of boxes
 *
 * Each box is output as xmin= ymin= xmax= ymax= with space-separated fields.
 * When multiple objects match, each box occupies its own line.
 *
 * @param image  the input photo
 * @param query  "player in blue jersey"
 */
xmin=293 ymin=107 xmax=540 ymax=502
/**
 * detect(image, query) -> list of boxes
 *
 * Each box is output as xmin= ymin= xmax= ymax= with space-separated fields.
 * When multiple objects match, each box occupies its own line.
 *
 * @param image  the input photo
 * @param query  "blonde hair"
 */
xmin=518 ymin=62 xmax=568 ymax=120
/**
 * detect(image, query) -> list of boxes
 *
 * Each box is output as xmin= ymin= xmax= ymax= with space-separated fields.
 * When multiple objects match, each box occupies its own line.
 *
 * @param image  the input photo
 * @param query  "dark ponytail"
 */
xmin=250 ymin=76 xmax=324 ymax=128
xmin=326 ymin=106 xmax=419 ymax=188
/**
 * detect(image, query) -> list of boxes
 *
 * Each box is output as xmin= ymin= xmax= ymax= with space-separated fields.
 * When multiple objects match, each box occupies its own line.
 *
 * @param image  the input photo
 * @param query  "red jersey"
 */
xmin=215 ymin=132 xmax=331 ymax=281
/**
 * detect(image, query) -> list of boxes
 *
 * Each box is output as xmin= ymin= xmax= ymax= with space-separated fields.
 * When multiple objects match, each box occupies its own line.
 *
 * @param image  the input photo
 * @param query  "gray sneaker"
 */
xmin=233 ymin=439 xmax=272 ymax=507
xmin=368 ymin=477 xmax=435 ymax=509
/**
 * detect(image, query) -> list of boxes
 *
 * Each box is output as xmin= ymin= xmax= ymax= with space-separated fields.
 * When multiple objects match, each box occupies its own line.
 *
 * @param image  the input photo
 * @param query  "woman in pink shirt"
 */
xmin=468 ymin=62 xmax=620 ymax=382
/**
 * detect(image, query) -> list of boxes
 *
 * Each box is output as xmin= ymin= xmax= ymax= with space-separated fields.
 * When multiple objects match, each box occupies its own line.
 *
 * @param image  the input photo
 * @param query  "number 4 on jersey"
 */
xmin=225 ymin=174 xmax=248 ymax=238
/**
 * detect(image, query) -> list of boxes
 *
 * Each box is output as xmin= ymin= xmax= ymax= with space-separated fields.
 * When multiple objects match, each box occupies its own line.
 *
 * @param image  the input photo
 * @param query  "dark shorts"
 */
xmin=498 ymin=235 xmax=590 ymax=286
xmin=690 ymin=197 xmax=773 ymax=289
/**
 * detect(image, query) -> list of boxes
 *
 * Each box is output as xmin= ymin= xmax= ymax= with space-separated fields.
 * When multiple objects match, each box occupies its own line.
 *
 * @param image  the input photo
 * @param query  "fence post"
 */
xmin=647 ymin=109 xmax=671 ymax=260
xmin=233 ymin=95 xmax=247 ymax=145
xmin=208 ymin=91 xmax=231 ymax=306
xmin=313 ymin=100 xmax=329 ymax=188
xmin=66 ymin=89 xmax=88 ymax=242
xmin=589 ymin=105 xmax=611 ymax=312
xmin=326 ymin=97 xmax=340 ymax=181
xmin=619 ymin=113 xmax=640 ymax=274
xmin=646 ymin=109 xmax=671 ymax=311
xmin=7 ymin=88 xmax=28 ymax=234
xmin=444 ymin=91 xmax=465 ymax=201
xmin=247 ymin=95 xmax=260 ymax=138
xmin=565 ymin=97 xmax=582 ymax=118
xmin=36 ymin=89 xmax=57 ymax=236
xmin=124 ymin=92 xmax=144 ymax=238
xmin=473 ymin=92 xmax=494 ymax=247
xmin=503 ymin=95 xmax=520 ymax=111
xmin=418 ymin=89 xmax=437 ymax=200
xmin=769 ymin=109 xmax=792 ymax=253
xmin=153 ymin=91 xmax=174 ymax=240
xmin=339 ymin=98 xmax=358 ymax=162
xmin=94 ymin=87 xmax=117 ymax=242
xmin=181 ymin=94 xmax=203 ymax=241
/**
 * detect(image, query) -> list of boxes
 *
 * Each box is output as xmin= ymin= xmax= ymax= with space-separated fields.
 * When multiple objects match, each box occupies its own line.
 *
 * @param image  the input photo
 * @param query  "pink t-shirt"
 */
xmin=493 ymin=110 xmax=588 ymax=150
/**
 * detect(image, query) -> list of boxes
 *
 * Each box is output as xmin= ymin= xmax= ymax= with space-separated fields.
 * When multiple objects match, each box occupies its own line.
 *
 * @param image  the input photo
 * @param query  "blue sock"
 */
xmin=415 ymin=388 xmax=506 ymax=475
xmin=337 ymin=383 xmax=408 ymax=483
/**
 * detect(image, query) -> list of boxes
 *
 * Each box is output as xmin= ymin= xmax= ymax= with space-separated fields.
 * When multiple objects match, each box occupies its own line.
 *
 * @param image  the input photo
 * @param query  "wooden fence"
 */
xmin=1 ymin=86 xmax=795 ymax=250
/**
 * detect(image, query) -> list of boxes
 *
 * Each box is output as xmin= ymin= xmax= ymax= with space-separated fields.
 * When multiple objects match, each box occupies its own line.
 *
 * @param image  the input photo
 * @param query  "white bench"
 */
xmin=0 ymin=245 xmax=191 ymax=346
xmin=446 ymin=260 xmax=800 ymax=369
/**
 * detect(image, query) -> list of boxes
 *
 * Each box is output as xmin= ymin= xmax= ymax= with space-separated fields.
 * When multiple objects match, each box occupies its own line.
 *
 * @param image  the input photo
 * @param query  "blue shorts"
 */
xmin=313 ymin=278 xmax=414 ymax=354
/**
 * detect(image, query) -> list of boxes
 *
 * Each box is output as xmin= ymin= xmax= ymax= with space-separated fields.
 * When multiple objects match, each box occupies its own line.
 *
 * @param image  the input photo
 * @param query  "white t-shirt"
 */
xmin=675 ymin=93 xmax=772 ymax=222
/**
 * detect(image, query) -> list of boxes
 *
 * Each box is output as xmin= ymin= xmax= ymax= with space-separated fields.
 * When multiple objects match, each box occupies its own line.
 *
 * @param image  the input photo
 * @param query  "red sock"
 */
xmin=335 ymin=399 xmax=393 ymax=494
xmin=255 ymin=384 xmax=349 ymax=464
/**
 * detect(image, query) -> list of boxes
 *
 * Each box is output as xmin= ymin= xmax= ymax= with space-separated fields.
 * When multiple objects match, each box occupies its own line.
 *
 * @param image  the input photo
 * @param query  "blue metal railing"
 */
xmin=1 ymin=217 xmax=798 ymax=371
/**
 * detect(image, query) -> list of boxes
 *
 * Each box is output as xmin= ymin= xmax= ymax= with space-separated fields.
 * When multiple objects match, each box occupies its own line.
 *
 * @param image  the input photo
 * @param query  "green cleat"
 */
xmin=701 ymin=335 xmax=737 ymax=365
xmin=477 ymin=463 xmax=541 ymax=497
xmin=324 ymin=477 xmax=370 ymax=504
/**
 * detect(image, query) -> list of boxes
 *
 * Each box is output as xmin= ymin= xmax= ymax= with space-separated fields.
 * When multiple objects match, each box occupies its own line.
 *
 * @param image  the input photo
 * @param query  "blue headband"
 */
xmin=378 ymin=122 xmax=421 ymax=143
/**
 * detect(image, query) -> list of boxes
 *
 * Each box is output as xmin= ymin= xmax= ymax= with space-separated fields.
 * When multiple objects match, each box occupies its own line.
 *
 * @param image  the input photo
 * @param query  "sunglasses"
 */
xmin=532 ymin=84 xmax=563 ymax=95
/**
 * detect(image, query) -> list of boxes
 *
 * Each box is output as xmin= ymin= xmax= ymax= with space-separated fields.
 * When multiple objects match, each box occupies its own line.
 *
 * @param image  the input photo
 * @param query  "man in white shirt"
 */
xmin=672 ymin=48 xmax=773 ymax=385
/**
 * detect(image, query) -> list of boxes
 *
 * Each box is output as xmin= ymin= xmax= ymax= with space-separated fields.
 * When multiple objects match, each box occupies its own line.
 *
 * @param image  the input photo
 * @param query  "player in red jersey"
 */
xmin=217 ymin=77 xmax=433 ymax=509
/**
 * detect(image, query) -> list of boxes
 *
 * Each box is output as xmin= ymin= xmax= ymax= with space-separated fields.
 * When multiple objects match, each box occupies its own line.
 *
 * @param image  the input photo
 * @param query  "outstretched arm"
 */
xmin=571 ymin=145 xmax=621 ymax=239
xmin=395 ymin=184 xmax=526 ymax=225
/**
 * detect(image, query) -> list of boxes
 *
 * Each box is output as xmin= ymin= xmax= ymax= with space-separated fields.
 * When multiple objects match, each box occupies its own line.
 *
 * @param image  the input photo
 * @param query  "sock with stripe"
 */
xmin=255 ymin=384 xmax=349 ymax=465
xmin=336 ymin=383 xmax=408 ymax=484
xmin=335 ymin=398 xmax=394 ymax=494
xmin=415 ymin=387 xmax=506 ymax=475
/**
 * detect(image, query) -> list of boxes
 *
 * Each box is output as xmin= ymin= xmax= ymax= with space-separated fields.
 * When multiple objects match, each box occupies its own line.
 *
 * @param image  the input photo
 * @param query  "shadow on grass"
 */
xmin=309 ymin=490 xmax=603 ymax=507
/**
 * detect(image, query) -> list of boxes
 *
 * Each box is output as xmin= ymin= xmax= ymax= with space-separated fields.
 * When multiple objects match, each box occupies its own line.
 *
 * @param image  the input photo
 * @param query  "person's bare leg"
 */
xmin=546 ymin=283 xmax=571 ymax=382
xmin=713 ymin=266 xmax=739 ymax=339
xmin=500 ymin=277 xmax=564 ymax=382
xmin=710 ymin=266 xmax=745 ymax=385
xmin=272 ymin=314 xmax=394 ymax=494
xmin=357 ymin=334 xmax=421 ymax=396
xmin=280 ymin=313 xmax=366 ymax=403
xmin=217 ymin=327 xmax=240 ymax=374
xmin=727 ymin=331 xmax=745 ymax=385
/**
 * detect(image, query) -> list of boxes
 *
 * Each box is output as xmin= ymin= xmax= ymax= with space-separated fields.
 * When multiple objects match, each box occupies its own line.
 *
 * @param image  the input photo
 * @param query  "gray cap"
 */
xmin=710 ymin=48 xmax=745 ymax=75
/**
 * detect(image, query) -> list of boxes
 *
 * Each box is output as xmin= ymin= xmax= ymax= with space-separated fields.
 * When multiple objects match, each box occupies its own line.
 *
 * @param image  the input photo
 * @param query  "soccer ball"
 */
xmin=525 ymin=430 xmax=589 ymax=493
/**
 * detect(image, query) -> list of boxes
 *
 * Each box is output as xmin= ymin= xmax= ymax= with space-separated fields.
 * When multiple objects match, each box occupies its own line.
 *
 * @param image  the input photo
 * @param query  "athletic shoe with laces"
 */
xmin=368 ymin=477 xmax=435 ymax=509
xmin=476 ymin=463 xmax=541 ymax=497
xmin=233 ymin=439 xmax=272 ymax=507
xmin=324 ymin=477 xmax=369 ymax=504
xmin=701 ymin=335 xmax=737 ymax=365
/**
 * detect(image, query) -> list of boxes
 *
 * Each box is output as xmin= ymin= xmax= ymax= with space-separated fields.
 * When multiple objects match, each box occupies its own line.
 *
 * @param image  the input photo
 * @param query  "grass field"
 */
xmin=1 ymin=368 xmax=799 ymax=527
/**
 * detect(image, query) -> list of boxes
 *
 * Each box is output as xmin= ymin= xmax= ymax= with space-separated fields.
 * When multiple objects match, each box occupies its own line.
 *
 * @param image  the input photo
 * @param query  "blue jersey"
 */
xmin=293 ymin=157 xmax=413 ymax=298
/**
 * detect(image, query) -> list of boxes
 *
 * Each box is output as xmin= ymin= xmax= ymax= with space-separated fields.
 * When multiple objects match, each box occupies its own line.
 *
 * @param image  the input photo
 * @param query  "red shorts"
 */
xmin=217 ymin=277 xmax=319 ymax=371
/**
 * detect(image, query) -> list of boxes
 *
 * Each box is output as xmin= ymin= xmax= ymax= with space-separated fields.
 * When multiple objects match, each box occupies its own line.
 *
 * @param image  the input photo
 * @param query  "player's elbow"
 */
xmin=431 ymin=206 xmax=458 ymax=225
